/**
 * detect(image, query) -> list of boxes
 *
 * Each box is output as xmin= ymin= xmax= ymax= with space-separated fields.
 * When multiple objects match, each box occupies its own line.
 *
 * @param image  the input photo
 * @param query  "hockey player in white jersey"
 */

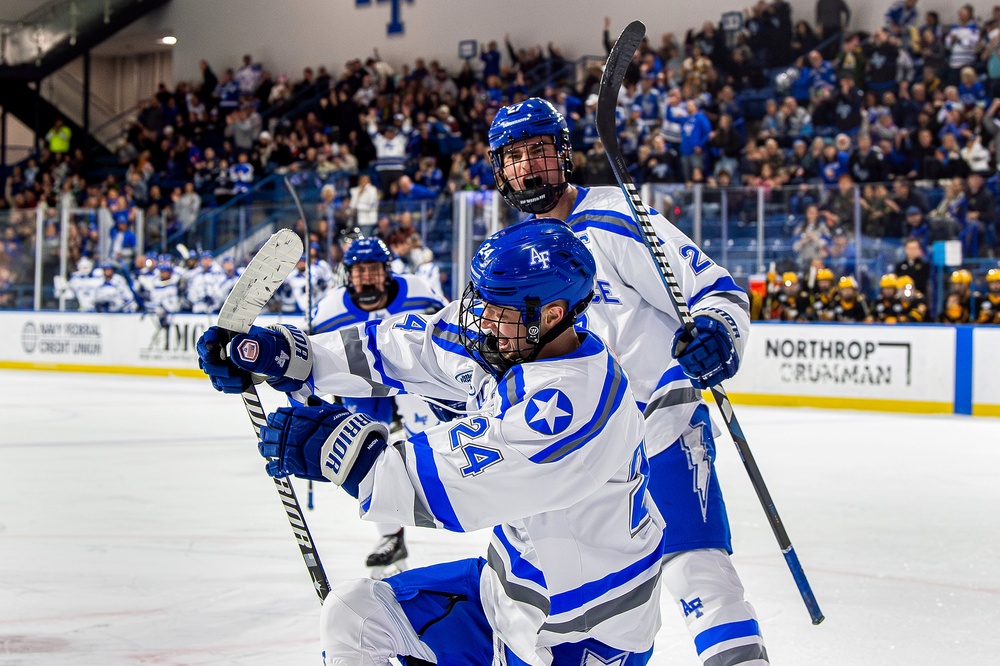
xmin=186 ymin=251 xmax=225 ymax=314
xmin=488 ymin=98 xmax=766 ymax=666
xmin=147 ymin=260 xmax=181 ymax=326
xmin=213 ymin=256 xmax=243 ymax=308
xmin=197 ymin=221 xmax=666 ymax=665
xmin=57 ymin=256 xmax=102 ymax=311
xmin=311 ymin=236 xmax=448 ymax=578
xmin=93 ymin=262 xmax=138 ymax=313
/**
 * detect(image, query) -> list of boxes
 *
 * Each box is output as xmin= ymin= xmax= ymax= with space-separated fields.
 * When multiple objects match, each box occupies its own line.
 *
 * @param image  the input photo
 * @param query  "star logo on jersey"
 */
xmin=236 ymin=339 xmax=259 ymax=364
xmin=524 ymin=388 xmax=573 ymax=435
xmin=581 ymin=649 xmax=628 ymax=666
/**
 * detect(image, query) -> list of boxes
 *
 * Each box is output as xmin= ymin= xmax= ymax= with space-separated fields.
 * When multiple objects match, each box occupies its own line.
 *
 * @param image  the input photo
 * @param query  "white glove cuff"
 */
xmin=318 ymin=413 xmax=389 ymax=485
xmin=268 ymin=324 xmax=313 ymax=383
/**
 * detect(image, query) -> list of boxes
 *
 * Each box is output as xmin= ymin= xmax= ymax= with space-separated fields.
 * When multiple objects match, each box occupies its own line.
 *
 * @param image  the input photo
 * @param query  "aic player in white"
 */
xmin=310 ymin=237 xmax=448 ymax=578
xmin=488 ymin=98 xmax=766 ymax=666
xmin=197 ymin=221 xmax=666 ymax=665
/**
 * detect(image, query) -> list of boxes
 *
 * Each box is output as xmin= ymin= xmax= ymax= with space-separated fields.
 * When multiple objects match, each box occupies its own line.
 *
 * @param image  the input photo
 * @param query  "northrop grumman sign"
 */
xmin=725 ymin=323 xmax=954 ymax=406
xmin=763 ymin=337 xmax=911 ymax=386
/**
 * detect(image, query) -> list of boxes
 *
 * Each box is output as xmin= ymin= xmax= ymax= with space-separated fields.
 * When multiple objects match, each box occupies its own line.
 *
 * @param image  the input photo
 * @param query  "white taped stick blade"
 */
xmin=218 ymin=229 xmax=303 ymax=333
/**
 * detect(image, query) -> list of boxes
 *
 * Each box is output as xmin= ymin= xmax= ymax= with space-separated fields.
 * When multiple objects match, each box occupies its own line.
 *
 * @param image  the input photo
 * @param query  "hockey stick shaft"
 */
xmin=283 ymin=176 xmax=316 ymax=511
xmin=597 ymin=21 xmax=823 ymax=625
xmin=218 ymin=229 xmax=331 ymax=600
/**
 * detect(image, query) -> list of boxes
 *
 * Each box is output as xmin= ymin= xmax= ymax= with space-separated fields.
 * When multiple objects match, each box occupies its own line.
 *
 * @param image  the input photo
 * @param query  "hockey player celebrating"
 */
xmin=147 ymin=260 xmax=181 ymax=327
xmin=311 ymin=237 xmax=448 ymax=578
xmin=197 ymin=221 xmax=666 ymax=665
xmin=486 ymin=98 xmax=765 ymax=665
xmin=93 ymin=262 xmax=138 ymax=313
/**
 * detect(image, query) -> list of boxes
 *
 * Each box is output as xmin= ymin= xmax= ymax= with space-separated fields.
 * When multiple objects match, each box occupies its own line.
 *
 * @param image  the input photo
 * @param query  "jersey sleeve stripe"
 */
xmin=338 ymin=327 xmax=395 ymax=396
xmin=493 ymin=525 xmax=548 ymax=588
xmin=363 ymin=320 xmax=405 ymax=391
xmin=411 ymin=431 xmax=463 ymax=531
xmin=688 ymin=276 xmax=747 ymax=308
xmin=529 ymin=355 xmax=627 ymax=464
xmin=694 ymin=618 xmax=762 ymax=655
xmin=549 ymin=531 xmax=667 ymax=615
xmin=642 ymin=387 xmax=702 ymax=418
xmin=540 ymin=567 xmax=662 ymax=636
xmin=486 ymin=544 xmax=552 ymax=615
xmin=703 ymin=290 xmax=752 ymax=316
xmin=392 ymin=441 xmax=438 ymax=528
xmin=431 ymin=320 xmax=473 ymax=358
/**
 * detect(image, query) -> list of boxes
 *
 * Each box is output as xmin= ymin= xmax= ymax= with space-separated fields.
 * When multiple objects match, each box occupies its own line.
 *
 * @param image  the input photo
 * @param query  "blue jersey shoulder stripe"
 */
xmin=411 ymin=431 xmax=463 ymax=531
xmin=363 ymin=319 xmax=404 ymax=390
xmin=493 ymin=525 xmax=547 ymax=588
xmin=529 ymin=352 xmax=628 ymax=464
xmin=397 ymin=297 xmax=445 ymax=312
xmin=549 ymin=531 xmax=666 ymax=615
xmin=431 ymin=320 xmax=473 ymax=359
xmin=688 ymin=275 xmax=746 ymax=307
xmin=497 ymin=365 xmax=526 ymax=416
xmin=568 ymin=212 xmax=644 ymax=244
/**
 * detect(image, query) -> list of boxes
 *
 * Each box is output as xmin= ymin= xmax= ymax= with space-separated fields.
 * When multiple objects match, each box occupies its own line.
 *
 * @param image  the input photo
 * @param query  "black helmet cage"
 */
xmin=457 ymin=281 xmax=592 ymax=379
xmin=489 ymin=129 xmax=574 ymax=215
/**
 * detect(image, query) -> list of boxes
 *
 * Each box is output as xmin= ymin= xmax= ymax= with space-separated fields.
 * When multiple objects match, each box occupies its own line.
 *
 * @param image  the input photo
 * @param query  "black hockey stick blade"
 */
xmin=597 ymin=20 xmax=824 ymax=625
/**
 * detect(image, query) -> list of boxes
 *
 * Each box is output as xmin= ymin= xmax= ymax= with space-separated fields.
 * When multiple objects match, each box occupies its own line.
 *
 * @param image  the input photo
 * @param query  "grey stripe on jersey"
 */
xmin=389 ymin=442 xmax=437 ymax=528
xmin=535 ymin=362 xmax=624 ymax=464
xmin=503 ymin=380 xmax=519 ymax=411
xmin=704 ymin=643 xmax=769 ymax=666
xmin=706 ymin=290 xmax=751 ymax=315
xmin=339 ymin=327 xmax=393 ymax=397
xmin=571 ymin=213 xmax=636 ymax=236
xmin=486 ymin=544 xmax=551 ymax=615
xmin=643 ymin=387 xmax=702 ymax=418
xmin=539 ymin=567 xmax=662 ymax=636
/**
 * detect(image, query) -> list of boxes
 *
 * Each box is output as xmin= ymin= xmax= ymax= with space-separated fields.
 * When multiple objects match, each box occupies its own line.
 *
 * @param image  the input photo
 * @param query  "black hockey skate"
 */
xmin=366 ymin=528 xmax=408 ymax=580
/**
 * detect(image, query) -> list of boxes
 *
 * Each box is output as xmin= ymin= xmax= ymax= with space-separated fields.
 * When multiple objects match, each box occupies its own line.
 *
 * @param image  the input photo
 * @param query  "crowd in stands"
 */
xmin=4 ymin=1 xmax=1000 ymax=322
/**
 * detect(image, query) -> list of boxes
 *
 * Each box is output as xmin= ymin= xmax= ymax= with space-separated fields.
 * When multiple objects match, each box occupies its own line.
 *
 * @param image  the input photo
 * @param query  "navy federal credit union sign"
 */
xmin=356 ymin=0 xmax=413 ymax=35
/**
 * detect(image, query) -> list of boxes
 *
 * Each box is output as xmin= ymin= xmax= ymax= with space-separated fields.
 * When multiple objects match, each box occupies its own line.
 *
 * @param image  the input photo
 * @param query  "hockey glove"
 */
xmin=226 ymin=324 xmax=313 ymax=393
xmin=258 ymin=401 xmax=388 ymax=498
xmin=671 ymin=312 xmax=740 ymax=389
xmin=197 ymin=326 xmax=253 ymax=394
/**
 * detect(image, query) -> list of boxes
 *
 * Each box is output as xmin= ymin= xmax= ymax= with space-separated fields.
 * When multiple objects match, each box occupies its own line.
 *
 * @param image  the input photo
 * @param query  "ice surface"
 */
xmin=2 ymin=371 xmax=998 ymax=664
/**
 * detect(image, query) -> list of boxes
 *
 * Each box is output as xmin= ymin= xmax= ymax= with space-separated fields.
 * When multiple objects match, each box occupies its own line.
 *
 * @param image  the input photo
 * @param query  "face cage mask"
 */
xmin=347 ymin=263 xmax=391 ymax=307
xmin=457 ymin=282 xmax=592 ymax=379
xmin=492 ymin=136 xmax=572 ymax=215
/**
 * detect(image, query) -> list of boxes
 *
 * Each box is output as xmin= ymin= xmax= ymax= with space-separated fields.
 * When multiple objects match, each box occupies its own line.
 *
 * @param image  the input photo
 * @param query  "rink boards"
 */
xmin=1 ymin=311 xmax=998 ymax=417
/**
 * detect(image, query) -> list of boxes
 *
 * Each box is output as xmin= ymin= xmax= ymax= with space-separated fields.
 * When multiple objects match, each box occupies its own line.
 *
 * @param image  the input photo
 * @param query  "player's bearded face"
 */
xmin=501 ymin=137 xmax=562 ymax=192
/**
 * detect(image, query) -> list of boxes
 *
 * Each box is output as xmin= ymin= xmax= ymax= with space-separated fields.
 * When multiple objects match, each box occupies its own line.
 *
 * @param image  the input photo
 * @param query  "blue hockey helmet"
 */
xmin=487 ymin=98 xmax=573 ymax=215
xmin=157 ymin=261 xmax=173 ymax=273
xmin=343 ymin=237 xmax=394 ymax=308
xmin=459 ymin=219 xmax=595 ymax=377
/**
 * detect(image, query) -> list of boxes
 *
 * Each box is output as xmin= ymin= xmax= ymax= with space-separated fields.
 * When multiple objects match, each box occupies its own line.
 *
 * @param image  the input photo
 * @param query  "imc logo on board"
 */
xmin=356 ymin=0 xmax=413 ymax=35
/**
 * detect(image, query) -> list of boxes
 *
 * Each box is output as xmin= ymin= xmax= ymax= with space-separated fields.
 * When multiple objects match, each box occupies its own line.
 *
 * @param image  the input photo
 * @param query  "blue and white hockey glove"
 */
xmin=226 ymin=324 xmax=313 ymax=393
xmin=258 ymin=401 xmax=388 ymax=497
xmin=197 ymin=326 xmax=252 ymax=394
xmin=671 ymin=311 xmax=741 ymax=389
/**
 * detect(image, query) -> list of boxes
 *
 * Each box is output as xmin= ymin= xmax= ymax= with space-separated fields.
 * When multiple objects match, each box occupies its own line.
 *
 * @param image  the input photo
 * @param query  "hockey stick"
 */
xmin=597 ymin=20 xmax=824 ymax=625
xmin=284 ymin=176 xmax=317 ymax=510
xmin=216 ymin=228 xmax=331 ymax=601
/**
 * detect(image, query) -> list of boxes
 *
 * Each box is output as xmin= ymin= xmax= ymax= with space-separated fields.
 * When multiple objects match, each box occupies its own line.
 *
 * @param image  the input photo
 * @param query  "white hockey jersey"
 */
xmin=186 ymin=264 xmax=226 ymax=313
xmin=147 ymin=274 xmax=181 ymax=314
xmin=63 ymin=268 xmax=103 ymax=311
xmin=93 ymin=274 xmax=137 ymax=313
xmin=561 ymin=186 xmax=750 ymax=456
xmin=305 ymin=302 xmax=665 ymax=663
xmin=310 ymin=273 xmax=448 ymax=433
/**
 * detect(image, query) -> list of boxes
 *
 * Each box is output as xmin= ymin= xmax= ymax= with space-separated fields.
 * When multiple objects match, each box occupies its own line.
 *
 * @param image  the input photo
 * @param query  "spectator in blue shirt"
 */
xmin=680 ymin=99 xmax=711 ymax=184
xmin=958 ymin=66 xmax=988 ymax=107
xmin=393 ymin=175 xmax=437 ymax=212
xmin=479 ymin=40 xmax=502 ymax=80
